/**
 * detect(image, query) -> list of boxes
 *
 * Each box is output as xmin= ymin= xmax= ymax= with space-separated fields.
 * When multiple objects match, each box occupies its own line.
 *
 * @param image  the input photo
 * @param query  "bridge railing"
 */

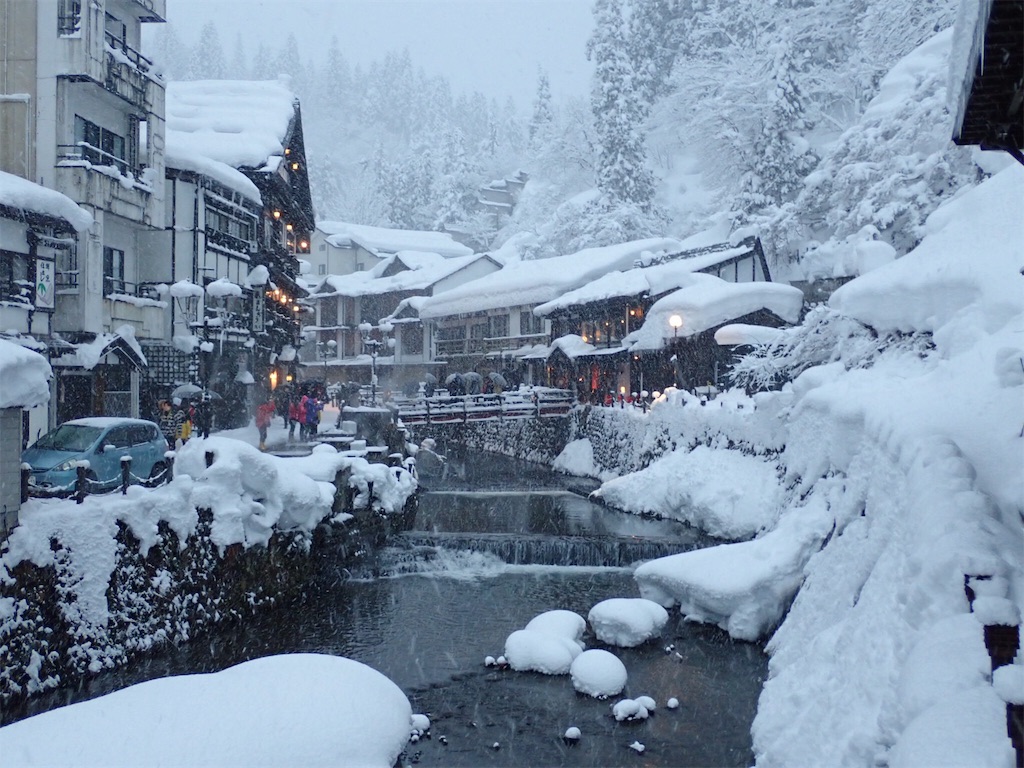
xmin=392 ymin=388 xmax=575 ymax=425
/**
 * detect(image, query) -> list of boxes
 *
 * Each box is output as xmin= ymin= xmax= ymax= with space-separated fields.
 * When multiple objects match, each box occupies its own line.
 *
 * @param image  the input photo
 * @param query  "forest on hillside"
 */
xmin=148 ymin=0 xmax=993 ymax=279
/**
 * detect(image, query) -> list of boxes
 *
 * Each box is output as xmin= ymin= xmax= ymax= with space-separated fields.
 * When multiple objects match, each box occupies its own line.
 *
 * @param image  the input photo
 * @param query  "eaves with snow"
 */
xmin=0 ymin=338 xmax=52 ymax=410
xmin=311 ymin=252 xmax=500 ymax=299
xmin=0 ymin=170 xmax=93 ymax=232
xmin=419 ymin=238 xmax=685 ymax=319
xmin=164 ymin=78 xmax=299 ymax=202
xmin=317 ymin=221 xmax=474 ymax=259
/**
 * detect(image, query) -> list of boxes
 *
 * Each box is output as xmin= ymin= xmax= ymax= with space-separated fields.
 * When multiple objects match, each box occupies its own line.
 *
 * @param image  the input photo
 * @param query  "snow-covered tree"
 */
xmin=189 ymin=22 xmax=225 ymax=80
xmin=529 ymin=69 xmax=554 ymax=145
xmin=587 ymin=0 xmax=656 ymax=209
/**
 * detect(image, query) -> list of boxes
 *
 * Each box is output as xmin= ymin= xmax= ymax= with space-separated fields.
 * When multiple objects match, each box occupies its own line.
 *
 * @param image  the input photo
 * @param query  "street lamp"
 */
xmin=669 ymin=314 xmax=683 ymax=338
xmin=317 ymin=338 xmax=337 ymax=384
xmin=358 ymin=322 xmax=383 ymax=405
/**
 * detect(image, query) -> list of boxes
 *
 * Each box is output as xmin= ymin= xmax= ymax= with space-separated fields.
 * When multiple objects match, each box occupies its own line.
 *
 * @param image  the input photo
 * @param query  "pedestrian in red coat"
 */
xmin=255 ymin=397 xmax=276 ymax=451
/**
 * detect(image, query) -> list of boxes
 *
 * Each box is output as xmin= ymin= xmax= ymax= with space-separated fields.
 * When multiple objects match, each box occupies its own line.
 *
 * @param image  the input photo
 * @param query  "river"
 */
xmin=7 ymin=453 xmax=767 ymax=767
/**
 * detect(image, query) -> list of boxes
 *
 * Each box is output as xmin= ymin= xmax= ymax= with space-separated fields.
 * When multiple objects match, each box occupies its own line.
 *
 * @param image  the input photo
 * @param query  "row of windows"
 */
xmin=206 ymin=203 xmax=256 ymax=245
xmin=72 ymin=116 xmax=136 ymax=175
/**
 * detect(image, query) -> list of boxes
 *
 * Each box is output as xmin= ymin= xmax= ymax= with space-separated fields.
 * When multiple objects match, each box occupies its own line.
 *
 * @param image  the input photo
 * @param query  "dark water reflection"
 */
xmin=7 ymin=455 xmax=766 ymax=767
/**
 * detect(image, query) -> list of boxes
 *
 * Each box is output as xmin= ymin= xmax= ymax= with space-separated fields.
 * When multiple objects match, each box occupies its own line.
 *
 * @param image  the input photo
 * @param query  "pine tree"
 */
xmin=190 ymin=22 xmax=225 ymax=80
xmin=587 ymin=0 xmax=655 ymax=208
xmin=275 ymin=34 xmax=307 ymax=96
xmin=251 ymin=42 xmax=277 ymax=81
xmin=529 ymin=68 xmax=554 ymax=144
xmin=228 ymin=32 xmax=248 ymax=79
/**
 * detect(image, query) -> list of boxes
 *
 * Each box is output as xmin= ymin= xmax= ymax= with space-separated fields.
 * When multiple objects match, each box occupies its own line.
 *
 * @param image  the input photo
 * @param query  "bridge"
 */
xmin=391 ymin=388 xmax=575 ymax=425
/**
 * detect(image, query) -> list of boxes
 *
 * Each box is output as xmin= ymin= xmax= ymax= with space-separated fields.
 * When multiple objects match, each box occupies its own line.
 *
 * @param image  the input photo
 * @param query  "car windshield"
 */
xmin=32 ymin=424 xmax=103 ymax=453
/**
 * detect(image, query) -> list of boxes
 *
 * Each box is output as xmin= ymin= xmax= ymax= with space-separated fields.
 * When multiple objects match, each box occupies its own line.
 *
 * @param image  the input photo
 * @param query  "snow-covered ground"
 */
xmin=555 ymin=164 xmax=1023 ymax=765
xmin=0 ymin=654 xmax=413 ymax=768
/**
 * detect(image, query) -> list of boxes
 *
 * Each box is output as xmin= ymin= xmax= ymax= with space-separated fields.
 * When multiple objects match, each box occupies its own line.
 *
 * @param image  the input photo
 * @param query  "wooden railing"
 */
xmin=391 ymin=388 xmax=575 ymax=425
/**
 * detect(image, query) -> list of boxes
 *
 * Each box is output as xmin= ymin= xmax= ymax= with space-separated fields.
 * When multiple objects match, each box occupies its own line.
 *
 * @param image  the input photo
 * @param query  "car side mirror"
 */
xmin=101 ymin=443 xmax=116 ymax=454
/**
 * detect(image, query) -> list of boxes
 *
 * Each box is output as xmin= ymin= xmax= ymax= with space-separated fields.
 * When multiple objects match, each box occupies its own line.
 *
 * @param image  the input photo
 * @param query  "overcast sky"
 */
xmin=158 ymin=0 xmax=596 ymax=107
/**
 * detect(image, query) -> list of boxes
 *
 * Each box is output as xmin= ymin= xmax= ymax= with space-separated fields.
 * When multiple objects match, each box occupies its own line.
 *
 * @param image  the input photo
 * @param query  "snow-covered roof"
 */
xmin=535 ymin=243 xmax=758 ymax=317
xmin=0 ymin=338 xmax=51 ymax=409
xmin=318 ymin=221 xmax=474 ymax=259
xmin=0 ymin=170 xmax=93 ymax=232
xmin=164 ymin=145 xmax=261 ymax=203
xmin=315 ymin=252 xmax=494 ymax=298
xmin=625 ymin=276 xmax=804 ymax=351
xmin=549 ymin=334 xmax=629 ymax=360
xmin=830 ymin=163 xmax=1024 ymax=334
xmin=419 ymin=238 xmax=684 ymax=319
xmin=165 ymin=79 xmax=297 ymax=171
xmin=713 ymin=323 xmax=786 ymax=347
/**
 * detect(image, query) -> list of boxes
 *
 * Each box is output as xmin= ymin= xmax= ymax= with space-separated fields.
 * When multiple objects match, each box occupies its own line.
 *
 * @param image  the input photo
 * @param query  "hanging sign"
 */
xmin=252 ymin=291 xmax=265 ymax=333
xmin=35 ymin=258 xmax=55 ymax=309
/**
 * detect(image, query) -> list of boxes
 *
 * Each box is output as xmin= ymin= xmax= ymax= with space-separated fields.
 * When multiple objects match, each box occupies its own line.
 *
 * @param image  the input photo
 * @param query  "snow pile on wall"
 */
xmin=0 ymin=439 xmax=416 ymax=697
xmin=0 ymin=654 xmax=412 ymax=768
xmin=594 ymin=445 xmax=784 ymax=539
xmin=0 ymin=339 xmax=51 ymax=410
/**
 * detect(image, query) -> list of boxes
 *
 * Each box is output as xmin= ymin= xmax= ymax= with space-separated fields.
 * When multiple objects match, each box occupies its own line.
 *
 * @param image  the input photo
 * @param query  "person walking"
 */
xmin=287 ymin=396 xmax=301 ymax=441
xmin=304 ymin=395 xmax=320 ymax=440
xmin=255 ymin=397 xmax=276 ymax=451
xmin=298 ymin=394 xmax=309 ymax=440
xmin=157 ymin=399 xmax=180 ymax=447
xmin=194 ymin=394 xmax=212 ymax=439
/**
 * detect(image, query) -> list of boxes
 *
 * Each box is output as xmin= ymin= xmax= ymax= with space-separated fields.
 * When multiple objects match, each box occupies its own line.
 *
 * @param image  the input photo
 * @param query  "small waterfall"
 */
xmin=391 ymin=532 xmax=691 ymax=568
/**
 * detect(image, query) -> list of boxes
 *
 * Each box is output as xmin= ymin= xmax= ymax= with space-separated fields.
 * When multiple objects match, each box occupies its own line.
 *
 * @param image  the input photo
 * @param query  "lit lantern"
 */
xmin=669 ymin=314 xmax=683 ymax=338
xmin=286 ymin=223 xmax=293 ymax=232
xmin=272 ymin=210 xmax=282 ymax=219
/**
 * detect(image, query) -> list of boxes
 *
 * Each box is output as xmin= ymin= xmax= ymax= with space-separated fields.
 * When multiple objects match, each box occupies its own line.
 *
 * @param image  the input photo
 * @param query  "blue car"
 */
xmin=23 ymin=418 xmax=170 ymax=490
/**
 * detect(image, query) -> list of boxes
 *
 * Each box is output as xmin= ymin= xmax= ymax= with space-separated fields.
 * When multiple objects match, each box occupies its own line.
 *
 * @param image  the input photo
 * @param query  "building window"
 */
xmin=490 ymin=314 xmax=509 ymax=339
xmin=72 ymin=116 xmax=129 ymax=175
xmin=318 ymin=264 xmax=326 ymax=275
xmin=103 ymin=246 xmax=125 ymax=294
xmin=401 ymin=325 xmax=423 ymax=355
xmin=520 ymin=310 xmax=542 ymax=336
xmin=58 ymin=0 xmax=82 ymax=35
xmin=0 ymin=251 xmax=31 ymax=306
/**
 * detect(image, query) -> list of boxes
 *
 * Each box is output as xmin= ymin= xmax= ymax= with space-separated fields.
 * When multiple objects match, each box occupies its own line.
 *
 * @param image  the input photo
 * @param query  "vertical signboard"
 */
xmin=35 ymin=258 xmax=55 ymax=310
xmin=251 ymin=290 xmax=265 ymax=333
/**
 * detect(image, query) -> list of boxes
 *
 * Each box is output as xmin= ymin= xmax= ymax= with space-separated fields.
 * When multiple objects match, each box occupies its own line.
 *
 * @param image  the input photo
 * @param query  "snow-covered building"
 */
xmin=0 ymin=0 xmax=165 ymax=423
xmin=0 ymin=339 xmax=52 ymax=536
xmin=303 ymin=251 xmax=501 ymax=390
xmin=418 ymin=238 xmax=684 ymax=380
xmin=533 ymin=237 xmax=796 ymax=394
xmin=143 ymin=79 xmax=314 ymax=423
xmin=309 ymin=221 xmax=474 ymax=278
xmin=0 ymin=171 xmax=93 ymax=439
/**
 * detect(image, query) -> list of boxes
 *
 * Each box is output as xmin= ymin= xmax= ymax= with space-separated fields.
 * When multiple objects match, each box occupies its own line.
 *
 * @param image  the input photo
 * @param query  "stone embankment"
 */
xmin=0 ymin=438 xmax=416 ymax=714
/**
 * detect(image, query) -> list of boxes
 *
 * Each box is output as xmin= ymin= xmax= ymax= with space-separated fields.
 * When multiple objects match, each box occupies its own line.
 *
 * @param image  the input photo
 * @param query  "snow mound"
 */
xmin=504 ymin=610 xmax=586 ymax=675
xmin=552 ymin=438 xmax=600 ymax=478
xmin=570 ymin=649 xmax=627 ymax=698
xmin=0 ymin=339 xmax=52 ymax=409
xmin=634 ymin=496 xmax=833 ymax=641
xmin=612 ymin=698 xmax=650 ymax=721
xmin=0 ymin=654 xmax=411 ymax=767
xmin=588 ymin=598 xmax=669 ymax=647
xmin=594 ymin=445 xmax=783 ymax=539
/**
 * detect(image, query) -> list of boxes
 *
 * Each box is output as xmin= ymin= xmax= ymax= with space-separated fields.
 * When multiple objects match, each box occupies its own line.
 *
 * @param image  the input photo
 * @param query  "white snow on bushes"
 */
xmin=552 ymin=438 xmax=605 ymax=479
xmin=593 ymin=445 xmax=783 ymax=539
xmin=1 ymin=437 xmax=416 ymax=635
xmin=570 ymin=649 xmax=627 ymax=698
xmin=0 ymin=339 xmax=52 ymax=410
xmin=0 ymin=654 xmax=411 ymax=768
xmin=588 ymin=598 xmax=668 ymax=647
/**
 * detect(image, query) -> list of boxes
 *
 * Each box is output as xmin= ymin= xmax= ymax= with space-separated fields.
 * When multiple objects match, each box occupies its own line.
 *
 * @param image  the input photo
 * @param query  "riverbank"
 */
xmin=0 ymin=436 xmax=416 ymax=716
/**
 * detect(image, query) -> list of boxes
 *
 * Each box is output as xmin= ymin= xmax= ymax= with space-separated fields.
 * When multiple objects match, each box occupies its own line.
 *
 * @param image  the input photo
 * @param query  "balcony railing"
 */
xmin=104 ymin=32 xmax=153 ymax=109
xmin=0 ymin=278 xmax=33 ymax=308
xmin=58 ymin=142 xmax=133 ymax=177
xmin=435 ymin=331 xmax=549 ymax=358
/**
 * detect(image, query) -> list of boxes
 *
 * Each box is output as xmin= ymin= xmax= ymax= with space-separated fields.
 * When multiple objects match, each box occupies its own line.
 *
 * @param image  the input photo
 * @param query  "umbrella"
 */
xmin=444 ymin=373 xmax=463 ymax=386
xmin=171 ymin=383 xmax=203 ymax=399
xmin=488 ymin=371 xmax=508 ymax=388
xmin=424 ymin=373 xmax=438 ymax=384
xmin=462 ymin=371 xmax=483 ymax=394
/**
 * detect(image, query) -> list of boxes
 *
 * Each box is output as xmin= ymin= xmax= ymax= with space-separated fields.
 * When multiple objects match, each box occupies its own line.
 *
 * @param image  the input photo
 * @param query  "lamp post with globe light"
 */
xmin=359 ymin=322 xmax=393 ymax=406
xmin=317 ymin=338 xmax=337 ymax=388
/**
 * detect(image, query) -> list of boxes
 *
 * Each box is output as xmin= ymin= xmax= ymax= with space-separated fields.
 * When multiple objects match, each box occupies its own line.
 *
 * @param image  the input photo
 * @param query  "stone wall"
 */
xmin=412 ymin=415 xmax=571 ymax=466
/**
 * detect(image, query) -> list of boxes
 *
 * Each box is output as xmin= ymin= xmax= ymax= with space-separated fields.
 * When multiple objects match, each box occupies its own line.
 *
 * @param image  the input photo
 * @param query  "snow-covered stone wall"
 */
xmin=0 ymin=438 xmax=416 ymax=705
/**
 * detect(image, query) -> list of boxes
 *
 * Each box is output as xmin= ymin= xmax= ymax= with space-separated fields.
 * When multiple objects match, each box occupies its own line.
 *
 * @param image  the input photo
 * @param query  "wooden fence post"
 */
xmin=120 ymin=455 xmax=132 ymax=495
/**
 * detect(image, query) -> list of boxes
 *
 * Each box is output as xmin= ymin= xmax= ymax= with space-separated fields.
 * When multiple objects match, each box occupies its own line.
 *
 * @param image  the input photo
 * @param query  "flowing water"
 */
xmin=8 ymin=454 xmax=768 ymax=767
